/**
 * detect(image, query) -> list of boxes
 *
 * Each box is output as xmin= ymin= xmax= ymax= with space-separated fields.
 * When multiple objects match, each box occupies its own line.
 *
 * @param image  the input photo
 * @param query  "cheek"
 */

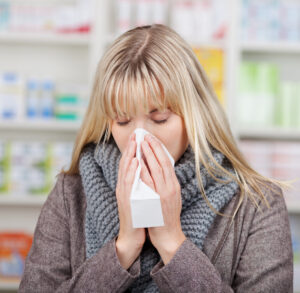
xmin=111 ymin=124 xmax=130 ymax=154
xmin=156 ymin=118 xmax=187 ymax=161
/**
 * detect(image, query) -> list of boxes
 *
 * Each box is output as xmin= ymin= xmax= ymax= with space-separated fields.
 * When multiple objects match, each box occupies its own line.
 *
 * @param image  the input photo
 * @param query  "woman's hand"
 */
xmin=115 ymin=132 xmax=146 ymax=269
xmin=140 ymin=134 xmax=186 ymax=265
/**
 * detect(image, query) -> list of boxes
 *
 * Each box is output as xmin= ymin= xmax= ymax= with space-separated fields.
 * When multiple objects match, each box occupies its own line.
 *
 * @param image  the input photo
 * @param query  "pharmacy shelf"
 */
xmin=240 ymin=42 xmax=300 ymax=54
xmin=0 ymin=119 xmax=81 ymax=132
xmin=0 ymin=31 xmax=90 ymax=46
xmin=238 ymin=128 xmax=300 ymax=141
xmin=0 ymin=195 xmax=47 ymax=207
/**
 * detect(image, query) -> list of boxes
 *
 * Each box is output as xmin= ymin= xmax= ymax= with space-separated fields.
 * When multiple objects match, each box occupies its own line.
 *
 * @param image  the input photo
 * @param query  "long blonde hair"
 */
xmin=62 ymin=24 xmax=296 ymax=220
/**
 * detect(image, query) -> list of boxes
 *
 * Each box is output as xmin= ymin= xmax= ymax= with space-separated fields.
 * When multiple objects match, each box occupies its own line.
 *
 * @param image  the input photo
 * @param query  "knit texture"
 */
xmin=78 ymin=135 xmax=239 ymax=292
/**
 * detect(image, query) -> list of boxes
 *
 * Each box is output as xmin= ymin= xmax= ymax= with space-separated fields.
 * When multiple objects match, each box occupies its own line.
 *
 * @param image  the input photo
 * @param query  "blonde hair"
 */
xmin=62 ymin=24 xmax=296 ymax=220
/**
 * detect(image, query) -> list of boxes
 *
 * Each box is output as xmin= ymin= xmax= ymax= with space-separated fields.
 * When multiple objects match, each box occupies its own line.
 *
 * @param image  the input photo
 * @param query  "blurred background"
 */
xmin=0 ymin=0 xmax=299 ymax=291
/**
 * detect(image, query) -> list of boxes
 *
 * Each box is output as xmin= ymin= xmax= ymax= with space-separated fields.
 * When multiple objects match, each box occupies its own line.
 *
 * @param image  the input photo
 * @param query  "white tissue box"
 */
xmin=130 ymin=180 xmax=164 ymax=228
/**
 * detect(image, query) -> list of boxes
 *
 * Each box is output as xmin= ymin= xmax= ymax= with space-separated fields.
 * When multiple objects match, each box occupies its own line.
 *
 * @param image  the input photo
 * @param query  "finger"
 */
xmin=120 ymin=140 xmax=136 ymax=182
xmin=118 ymin=132 xmax=136 ymax=180
xmin=144 ymin=135 xmax=175 ymax=186
xmin=122 ymin=132 xmax=136 ymax=161
xmin=140 ymin=158 xmax=155 ymax=191
xmin=141 ymin=140 xmax=165 ymax=191
xmin=124 ymin=157 xmax=139 ymax=195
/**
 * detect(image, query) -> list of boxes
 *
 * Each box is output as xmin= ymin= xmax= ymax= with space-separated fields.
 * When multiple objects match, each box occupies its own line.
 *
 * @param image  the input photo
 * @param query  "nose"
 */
xmin=130 ymin=122 xmax=152 ymax=144
xmin=132 ymin=119 xmax=147 ymax=132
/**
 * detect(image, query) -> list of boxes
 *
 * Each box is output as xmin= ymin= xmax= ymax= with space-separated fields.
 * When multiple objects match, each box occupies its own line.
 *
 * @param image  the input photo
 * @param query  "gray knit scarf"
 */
xmin=78 ymin=135 xmax=239 ymax=292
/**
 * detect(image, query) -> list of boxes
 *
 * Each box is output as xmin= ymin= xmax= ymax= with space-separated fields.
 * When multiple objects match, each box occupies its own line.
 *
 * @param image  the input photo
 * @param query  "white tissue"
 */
xmin=130 ymin=128 xmax=175 ymax=228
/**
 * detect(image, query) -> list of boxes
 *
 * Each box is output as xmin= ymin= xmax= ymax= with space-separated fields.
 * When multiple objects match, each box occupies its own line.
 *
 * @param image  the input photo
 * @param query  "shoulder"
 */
xmin=205 ymin=182 xmax=288 ymax=252
xmin=244 ymin=182 xmax=290 ymax=236
xmin=45 ymin=172 xmax=86 ymax=216
xmin=203 ymin=182 xmax=291 ymax=267
xmin=243 ymin=181 xmax=288 ymax=219
xmin=55 ymin=172 xmax=84 ymax=195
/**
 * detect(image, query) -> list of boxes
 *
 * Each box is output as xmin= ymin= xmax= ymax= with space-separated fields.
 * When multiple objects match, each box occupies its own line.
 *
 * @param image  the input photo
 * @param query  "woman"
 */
xmin=19 ymin=24 xmax=293 ymax=292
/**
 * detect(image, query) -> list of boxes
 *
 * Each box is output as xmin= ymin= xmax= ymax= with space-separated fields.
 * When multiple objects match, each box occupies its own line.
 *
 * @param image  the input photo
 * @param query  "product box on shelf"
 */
xmin=10 ymin=142 xmax=52 ymax=195
xmin=241 ymin=0 xmax=300 ymax=42
xmin=276 ymin=82 xmax=300 ymax=128
xmin=193 ymin=47 xmax=224 ymax=106
xmin=238 ymin=61 xmax=300 ymax=129
xmin=54 ymin=83 xmax=88 ymax=121
xmin=289 ymin=215 xmax=300 ymax=292
xmin=0 ymin=0 xmax=92 ymax=34
xmin=0 ymin=140 xmax=73 ymax=197
xmin=0 ymin=232 xmax=32 ymax=281
xmin=115 ymin=0 xmax=169 ymax=36
xmin=170 ymin=0 xmax=227 ymax=43
xmin=238 ymin=62 xmax=279 ymax=128
xmin=0 ymin=72 xmax=25 ymax=120
xmin=238 ymin=140 xmax=300 ymax=203
xmin=0 ymin=141 xmax=10 ymax=193
xmin=0 ymin=71 xmax=89 ymax=123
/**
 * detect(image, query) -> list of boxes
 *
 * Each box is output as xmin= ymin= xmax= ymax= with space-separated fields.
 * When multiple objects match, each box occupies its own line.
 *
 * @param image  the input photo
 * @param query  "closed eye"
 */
xmin=116 ymin=119 xmax=168 ymax=126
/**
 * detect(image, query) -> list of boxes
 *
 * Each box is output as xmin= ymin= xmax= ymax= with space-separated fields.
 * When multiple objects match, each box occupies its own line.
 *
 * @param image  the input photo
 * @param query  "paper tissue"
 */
xmin=130 ymin=128 xmax=175 ymax=228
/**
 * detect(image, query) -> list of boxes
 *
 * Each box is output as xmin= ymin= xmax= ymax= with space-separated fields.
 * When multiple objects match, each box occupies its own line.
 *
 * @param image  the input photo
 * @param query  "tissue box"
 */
xmin=130 ymin=180 xmax=164 ymax=228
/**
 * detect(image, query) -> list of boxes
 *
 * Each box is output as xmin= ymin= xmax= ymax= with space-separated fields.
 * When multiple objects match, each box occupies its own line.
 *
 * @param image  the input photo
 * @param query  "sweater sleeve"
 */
xmin=18 ymin=174 xmax=141 ymax=293
xmin=150 ymin=187 xmax=293 ymax=293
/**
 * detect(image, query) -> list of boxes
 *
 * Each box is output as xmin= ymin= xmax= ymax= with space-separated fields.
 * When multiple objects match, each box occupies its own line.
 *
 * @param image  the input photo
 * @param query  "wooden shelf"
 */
xmin=0 ymin=31 xmax=90 ymax=46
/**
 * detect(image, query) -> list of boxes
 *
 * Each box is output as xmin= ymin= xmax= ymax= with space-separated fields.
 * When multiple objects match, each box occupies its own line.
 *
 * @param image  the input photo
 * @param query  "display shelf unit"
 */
xmin=0 ymin=0 xmax=299 ymax=291
xmin=0 ymin=1 xmax=104 ymax=289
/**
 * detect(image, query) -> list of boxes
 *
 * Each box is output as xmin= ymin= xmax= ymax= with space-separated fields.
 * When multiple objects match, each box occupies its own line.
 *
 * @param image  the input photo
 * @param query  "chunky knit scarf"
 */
xmin=78 ymin=135 xmax=239 ymax=292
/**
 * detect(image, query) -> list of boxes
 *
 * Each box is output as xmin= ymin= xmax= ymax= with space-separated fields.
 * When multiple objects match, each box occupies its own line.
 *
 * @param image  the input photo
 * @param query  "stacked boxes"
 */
xmin=0 ymin=141 xmax=73 ymax=196
xmin=193 ymin=48 xmax=224 ymax=106
xmin=238 ymin=62 xmax=300 ymax=128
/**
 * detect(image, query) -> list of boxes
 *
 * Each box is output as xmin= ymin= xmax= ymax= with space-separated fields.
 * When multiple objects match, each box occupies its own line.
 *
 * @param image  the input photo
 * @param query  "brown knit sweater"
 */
xmin=19 ymin=173 xmax=293 ymax=292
